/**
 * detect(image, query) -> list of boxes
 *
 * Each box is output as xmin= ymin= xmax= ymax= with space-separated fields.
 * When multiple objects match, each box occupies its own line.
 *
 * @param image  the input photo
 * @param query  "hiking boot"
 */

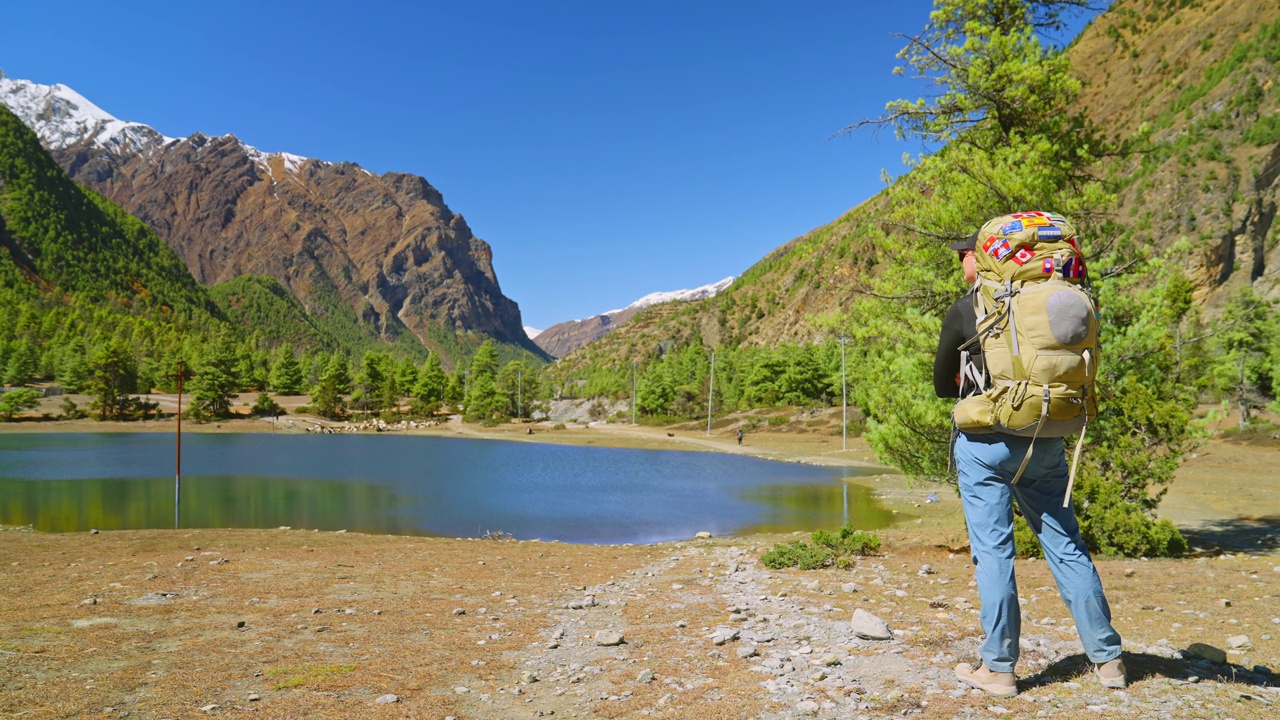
xmin=1094 ymin=657 xmax=1127 ymax=689
xmin=955 ymin=661 xmax=1017 ymax=697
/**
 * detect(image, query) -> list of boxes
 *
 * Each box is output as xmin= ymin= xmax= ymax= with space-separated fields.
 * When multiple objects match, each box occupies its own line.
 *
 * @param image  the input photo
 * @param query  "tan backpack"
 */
xmin=952 ymin=211 xmax=1098 ymax=504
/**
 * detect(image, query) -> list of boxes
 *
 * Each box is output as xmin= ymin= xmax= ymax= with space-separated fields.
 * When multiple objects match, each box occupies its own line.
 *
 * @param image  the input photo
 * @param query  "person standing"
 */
xmin=933 ymin=229 xmax=1125 ymax=697
xmin=736 ymin=428 xmax=744 ymax=446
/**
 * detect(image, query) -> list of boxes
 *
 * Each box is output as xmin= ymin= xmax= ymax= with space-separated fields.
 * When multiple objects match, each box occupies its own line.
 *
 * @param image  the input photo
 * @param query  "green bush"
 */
xmin=812 ymin=525 xmax=882 ymax=556
xmin=760 ymin=541 xmax=834 ymax=570
xmin=760 ymin=524 xmax=882 ymax=569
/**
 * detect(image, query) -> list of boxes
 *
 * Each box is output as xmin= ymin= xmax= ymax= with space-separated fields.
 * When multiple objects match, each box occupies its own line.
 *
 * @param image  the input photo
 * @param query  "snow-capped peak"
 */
xmin=0 ymin=71 xmax=175 ymax=155
xmin=604 ymin=276 xmax=735 ymax=316
xmin=524 ymin=326 xmax=543 ymax=340
xmin=0 ymin=72 xmax=316 ymax=178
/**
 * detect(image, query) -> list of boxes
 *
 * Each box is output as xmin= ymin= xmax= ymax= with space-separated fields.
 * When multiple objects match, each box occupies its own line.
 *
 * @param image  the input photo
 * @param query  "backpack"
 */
xmin=952 ymin=211 xmax=1098 ymax=504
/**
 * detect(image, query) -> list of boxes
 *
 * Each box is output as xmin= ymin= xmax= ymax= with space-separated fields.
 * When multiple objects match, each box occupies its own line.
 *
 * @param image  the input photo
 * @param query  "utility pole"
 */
xmin=165 ymin=360 xmax=195 ymax=529
xmin=840 ymin=336 xmax=848 ymax=452
xmin=706 ymin=350 xmax=716 ymax=437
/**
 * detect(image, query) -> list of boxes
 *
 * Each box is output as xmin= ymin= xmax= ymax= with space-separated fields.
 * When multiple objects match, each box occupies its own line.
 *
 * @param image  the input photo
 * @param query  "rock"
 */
xmin=1186 ymin=642 xmax=1228 ymax=664
xmin=454 ymin=686 xmax=471 ymax=694
xmin=375 ymin=694 xmax=399 ymax=704
xmin=810 ymin=670 xmax=827 ymax=681
xmin=1215 ymin=599 xmax=1232 ymax=608
xmin=709 ymin=627 xmax=740 ymax=646
xmin=841 ymin=583 xmax=858 ymax=593
xmin=452 ymin=607 xmax=466 ymax=615
xmin=236 ymin=621 xmax=246 ymax=629
xmin=795 ymin=699 xmax=820 ymax=714
xmin=737 ymin=645 xmax=759 ymax=659
xmin=200 ymin=705 xmax=220 ymax=713
xmin=595 ymin=631 xmax=625 ymax=646
xmin=90 ymin=529 xmax=99 ymax=534
xmin=1124 ymin=568 xmax=1137 ymax=577
xmin=636 ymin=669 xmax=654 ymax=683
xmin=247 ymin=693 xmax=260 ymax=701
xmin=695 ymin=531 xmax=712 ymax=539
xmin=819 ymin=653 xmax=840 ymax=667
xmin=1228 ymin=635 xmax=1252 ymax=650
xmin=850 ymin=608 xmax=893 ymax=641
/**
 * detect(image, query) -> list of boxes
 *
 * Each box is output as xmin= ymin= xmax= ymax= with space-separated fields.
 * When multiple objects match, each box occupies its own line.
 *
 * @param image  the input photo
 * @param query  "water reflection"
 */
xmin=0 ymin=475 xmax=411 ymax=534
xmin=738 ymin=481 xmax=896 ymax=534
xmin=0 ymin=433 xmax=896 ymax=543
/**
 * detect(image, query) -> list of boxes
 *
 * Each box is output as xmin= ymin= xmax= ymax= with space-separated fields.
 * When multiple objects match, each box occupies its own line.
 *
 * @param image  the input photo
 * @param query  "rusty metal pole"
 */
xmin=175 ymin=361 xmax=184 ymax=529
xmin=167 ymin=360 xmax=194 ymax=529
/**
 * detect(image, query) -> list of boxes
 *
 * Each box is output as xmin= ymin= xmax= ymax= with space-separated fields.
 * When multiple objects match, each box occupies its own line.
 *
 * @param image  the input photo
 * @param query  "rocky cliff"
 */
xmin=0 ymin=73 xmax=546 ymax=365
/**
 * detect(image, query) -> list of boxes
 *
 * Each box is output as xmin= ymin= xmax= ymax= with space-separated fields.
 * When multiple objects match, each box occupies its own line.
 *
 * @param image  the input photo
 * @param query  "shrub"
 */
xmin=812 ymin=525 xmax=882 ymax=556
xmin=760 ymin=524 xmax=882 ymax=569
xmin=761 ymin=541 xmax=834 ymax=570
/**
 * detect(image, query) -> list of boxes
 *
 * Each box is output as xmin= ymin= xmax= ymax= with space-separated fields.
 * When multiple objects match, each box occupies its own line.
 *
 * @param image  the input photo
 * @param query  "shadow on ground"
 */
xmin=1023 ymin=652 xmax=1277 ymax=692
xmin=1179 ymin=516 xmax=1280 ymax=554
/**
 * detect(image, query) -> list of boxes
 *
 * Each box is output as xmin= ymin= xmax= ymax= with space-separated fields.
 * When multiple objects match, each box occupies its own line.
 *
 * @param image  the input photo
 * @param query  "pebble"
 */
xmin=819 ymin=653 xmax=840 ymax=666
xmin=453 ymin=607 xmax=466 ymax=615
xmin=375 ymin=694 xmax=399 ymax=704
xmin=795 ymin=699 xmax=820 ymax=714
xmin=850 ymin=608 xmax=893 ymax=640
xmin=521 ymin=671 xmax=538 ymax=683
xmin=247 ymin=693 xmax=259 ymax=702
xmin=595 ymin=631 xmax=625 ymax=646
xmin=737 ymin=645 xmax=759 ymax=659
xmin=1124 ymin=568 xmax=1137 ymax=577
xmin=1227 ymin=635 xmax=1252 ymax=650
xmin=695 ymin=531 xmax=712 ymax=539
xmin=454 ymin=686 xmax=470 ymax=694
xmin=1186 ymin=643 xmax=1227 ymax=664
xmin=636 ymin=669 xmax=654 ymax=683
xmin=200 ymin=705 xmax=220 ymax=713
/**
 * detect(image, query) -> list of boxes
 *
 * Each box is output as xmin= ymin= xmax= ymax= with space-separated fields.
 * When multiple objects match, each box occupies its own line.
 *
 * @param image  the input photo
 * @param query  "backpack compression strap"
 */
xmin=1009 ymin=385 xmax=1050 ymax=485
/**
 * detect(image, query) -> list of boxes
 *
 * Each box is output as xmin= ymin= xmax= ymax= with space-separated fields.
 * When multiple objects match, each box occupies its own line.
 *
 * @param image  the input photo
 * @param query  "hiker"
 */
xmin=736 ymin=429 xmax=744 ymax=446
xmin=934 ymin=224 xmax=1124 ymax=697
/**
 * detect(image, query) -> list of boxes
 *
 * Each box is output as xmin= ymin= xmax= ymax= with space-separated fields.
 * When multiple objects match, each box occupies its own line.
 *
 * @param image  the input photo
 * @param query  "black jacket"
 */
xmin=933 ymin=289 xmax=986 ymax=399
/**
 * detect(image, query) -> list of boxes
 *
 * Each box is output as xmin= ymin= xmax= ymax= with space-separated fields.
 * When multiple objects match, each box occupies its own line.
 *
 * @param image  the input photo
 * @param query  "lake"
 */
xmin=0 ymin=433 xmax=896 ymax=544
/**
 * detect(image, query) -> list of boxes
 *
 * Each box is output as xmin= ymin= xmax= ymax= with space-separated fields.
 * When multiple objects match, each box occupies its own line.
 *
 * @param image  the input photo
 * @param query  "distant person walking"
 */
xmin=736 ymin=429 xmax=744 ymax=446
xmin=934 ymin=227 xmax=1124 ymax=698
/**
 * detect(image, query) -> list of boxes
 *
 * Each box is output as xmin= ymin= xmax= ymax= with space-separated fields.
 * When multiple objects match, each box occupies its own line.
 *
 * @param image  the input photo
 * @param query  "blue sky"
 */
xmin=2 ymin=1 xmax=1099 ymax=330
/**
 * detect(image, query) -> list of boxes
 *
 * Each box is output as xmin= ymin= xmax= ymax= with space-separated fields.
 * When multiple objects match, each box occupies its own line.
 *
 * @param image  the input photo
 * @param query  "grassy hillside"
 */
xmin=0 ymin=106 xmax=219 ymax=318
xmin=554 ymin=0 xmax=1280 ymax=375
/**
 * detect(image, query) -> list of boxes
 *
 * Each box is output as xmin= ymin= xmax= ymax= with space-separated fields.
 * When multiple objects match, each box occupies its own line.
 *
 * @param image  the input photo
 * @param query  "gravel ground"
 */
xmin=3 ymin=525 xmax=1279 ymax=719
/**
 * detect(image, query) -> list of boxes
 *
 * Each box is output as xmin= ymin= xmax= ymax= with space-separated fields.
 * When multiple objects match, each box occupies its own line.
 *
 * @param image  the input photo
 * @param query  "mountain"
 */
xmin=0 ymin=71 xmax=547 ymax=367
xmin=552 ymin=0 xmax=1280 ymax=373
xmin=532 ymin=277 xmax=734 ymax=358
xmin=0 ymin=104 xmax=216 ymax=314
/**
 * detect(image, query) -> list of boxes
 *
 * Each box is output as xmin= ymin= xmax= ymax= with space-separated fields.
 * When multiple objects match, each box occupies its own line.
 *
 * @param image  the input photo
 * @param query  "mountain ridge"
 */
xmin=0 ymin=71 xmax=546 ymax=368
xmin=533 ymin=276 xmax=734 ymax=358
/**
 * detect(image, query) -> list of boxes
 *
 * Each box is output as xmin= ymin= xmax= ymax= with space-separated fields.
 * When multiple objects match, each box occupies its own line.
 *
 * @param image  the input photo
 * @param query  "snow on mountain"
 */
xmin=524 ymin=326 xmax=543 ymax=339
xmin=603 ymin=276 xmax=735 ymax=316
xmin=0 ymin=71 xmax=315 ymax=177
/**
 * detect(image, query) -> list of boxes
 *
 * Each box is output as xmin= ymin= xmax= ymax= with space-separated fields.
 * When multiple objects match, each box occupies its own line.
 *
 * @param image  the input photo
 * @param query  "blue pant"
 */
xmin=954 ymin=431 xmax=1122 ymax=672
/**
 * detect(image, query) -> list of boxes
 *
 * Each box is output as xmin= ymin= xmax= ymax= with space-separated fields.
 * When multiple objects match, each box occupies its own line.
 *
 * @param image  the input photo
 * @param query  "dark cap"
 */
xmin=950 ymin=231 xmax=978 ymax=253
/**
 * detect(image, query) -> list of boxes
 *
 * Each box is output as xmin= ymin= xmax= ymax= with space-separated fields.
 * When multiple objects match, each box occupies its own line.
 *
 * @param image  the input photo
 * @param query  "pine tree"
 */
xmin=190 ymin=335 xmax=241 ymax=420
xmin=87 ymin=341 xmax=138 ymax=421
xmin=3 ymin=339 xmax=38 ymax=386
xmin=411 ymin=353 xmax=447 ymax=415
xmin=269 ymin=344 xmax=306 ymax=395
xmin=463 ymin=340 xmax=505 ymax=422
